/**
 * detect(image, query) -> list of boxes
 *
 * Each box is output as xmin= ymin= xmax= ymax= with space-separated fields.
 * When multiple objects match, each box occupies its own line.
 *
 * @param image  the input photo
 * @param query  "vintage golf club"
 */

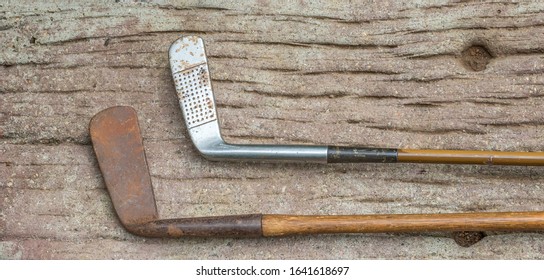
xmin=169 ymin=36 xmax=544 ymax=165
xmin=90 ymin=106 xmax=544 ymax=238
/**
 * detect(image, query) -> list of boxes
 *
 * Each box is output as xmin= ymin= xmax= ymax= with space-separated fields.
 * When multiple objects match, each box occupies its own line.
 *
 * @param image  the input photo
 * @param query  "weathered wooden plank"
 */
xmin=2 ymin=0 xmax=544 ymax=259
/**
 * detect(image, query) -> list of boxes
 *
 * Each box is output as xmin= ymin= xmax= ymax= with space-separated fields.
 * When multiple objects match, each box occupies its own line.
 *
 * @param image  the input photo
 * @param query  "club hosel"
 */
xmin=196 ymin=141 xmax=329 ymax=163
xmin=189 ymin=121 xmax=329 ymax=162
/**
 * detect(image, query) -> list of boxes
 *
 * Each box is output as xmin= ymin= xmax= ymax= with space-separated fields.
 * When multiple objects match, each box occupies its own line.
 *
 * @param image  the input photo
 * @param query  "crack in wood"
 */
xmin=366 ymin=125 xmax=485 ymax=135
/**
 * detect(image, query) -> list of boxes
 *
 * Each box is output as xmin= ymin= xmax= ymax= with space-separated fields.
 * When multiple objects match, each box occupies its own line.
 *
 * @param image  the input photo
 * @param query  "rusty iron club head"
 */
xmin=89 ymin=106 xmax=263 ymax=238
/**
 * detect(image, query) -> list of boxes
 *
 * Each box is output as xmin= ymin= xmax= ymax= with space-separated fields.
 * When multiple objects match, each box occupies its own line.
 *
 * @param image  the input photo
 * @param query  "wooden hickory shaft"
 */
xmin=261 ymin=212 xmax=544 ymax=236
xmin=327 ymin=146 xmax=544 ymax=165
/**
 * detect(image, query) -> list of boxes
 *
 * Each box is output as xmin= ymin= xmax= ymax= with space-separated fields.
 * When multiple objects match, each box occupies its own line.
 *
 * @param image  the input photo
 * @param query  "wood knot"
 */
xmin=452 ymin=231 xmax=486 ymax=247
xmin=460 ymin=45 xmax=492 ymax=72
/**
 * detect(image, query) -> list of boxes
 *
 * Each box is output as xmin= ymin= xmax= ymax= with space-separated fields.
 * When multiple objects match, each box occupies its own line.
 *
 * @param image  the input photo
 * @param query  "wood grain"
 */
xmin=397 ymin=149 xmax=544 ymax=165
xmin=262 ymin=213 xmax=544 ymax=236
xmin=2 ymin=1 xmax=544 ymax=259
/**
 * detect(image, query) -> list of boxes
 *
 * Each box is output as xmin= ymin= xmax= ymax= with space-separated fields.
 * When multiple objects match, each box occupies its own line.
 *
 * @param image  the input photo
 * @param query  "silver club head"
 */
xmin=168 ymin=36 xmax=327 ymax=163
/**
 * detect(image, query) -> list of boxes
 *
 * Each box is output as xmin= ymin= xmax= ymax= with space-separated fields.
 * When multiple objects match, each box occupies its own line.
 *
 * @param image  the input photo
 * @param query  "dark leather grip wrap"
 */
xmin=126 ymin=214 xmax=264 ymax=238
xmin=327 ymin=146 xmax=398 ymax=163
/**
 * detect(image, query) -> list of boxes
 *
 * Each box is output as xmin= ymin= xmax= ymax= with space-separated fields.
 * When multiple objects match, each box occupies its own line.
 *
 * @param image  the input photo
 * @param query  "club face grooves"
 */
xmin=169 ymin=36 xmax=218 ymax=130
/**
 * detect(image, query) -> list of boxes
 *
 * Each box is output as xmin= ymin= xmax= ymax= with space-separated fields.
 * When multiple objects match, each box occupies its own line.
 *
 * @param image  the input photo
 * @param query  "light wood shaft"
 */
xmin=398 ymin=149 xmax=544 ymax=165
xmin=262 ymin=212 xmax=544 ymax=236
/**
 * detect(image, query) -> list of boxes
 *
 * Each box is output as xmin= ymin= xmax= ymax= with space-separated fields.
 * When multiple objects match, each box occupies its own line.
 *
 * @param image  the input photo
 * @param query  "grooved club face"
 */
xmin=169 ymin=37 xmax=219 ymax=130
xmin=173 ymin=64 xmax=216 ymax=128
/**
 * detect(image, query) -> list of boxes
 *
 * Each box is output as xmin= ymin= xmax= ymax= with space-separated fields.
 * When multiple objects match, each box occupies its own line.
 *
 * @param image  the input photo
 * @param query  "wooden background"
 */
xmin=2 ymin=0 xmax=544 ymax=259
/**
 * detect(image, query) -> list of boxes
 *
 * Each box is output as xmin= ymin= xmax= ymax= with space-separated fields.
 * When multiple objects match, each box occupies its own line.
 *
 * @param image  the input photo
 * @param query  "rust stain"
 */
xmin=167 ymin=224 xmax=185 ymax=237
xmin=179 ymin=60 xmax=190 ymax=69
xmin=175 ymin=42 xmax=190 ymax=53
xmin=188 ymin=36 xmax=199 ymax=44
xmin=206 ymin=97 xmax=214 ymax=110
xmin=199 ymin=66 xmax=209 ymax=85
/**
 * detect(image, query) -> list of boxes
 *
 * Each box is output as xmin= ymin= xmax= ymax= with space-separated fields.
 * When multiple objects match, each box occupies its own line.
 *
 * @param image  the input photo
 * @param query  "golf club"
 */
xmin=169 ymin=36 xmax=544 ymax=165
xmin=90 ymin=106 xmax=544 ymax=238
